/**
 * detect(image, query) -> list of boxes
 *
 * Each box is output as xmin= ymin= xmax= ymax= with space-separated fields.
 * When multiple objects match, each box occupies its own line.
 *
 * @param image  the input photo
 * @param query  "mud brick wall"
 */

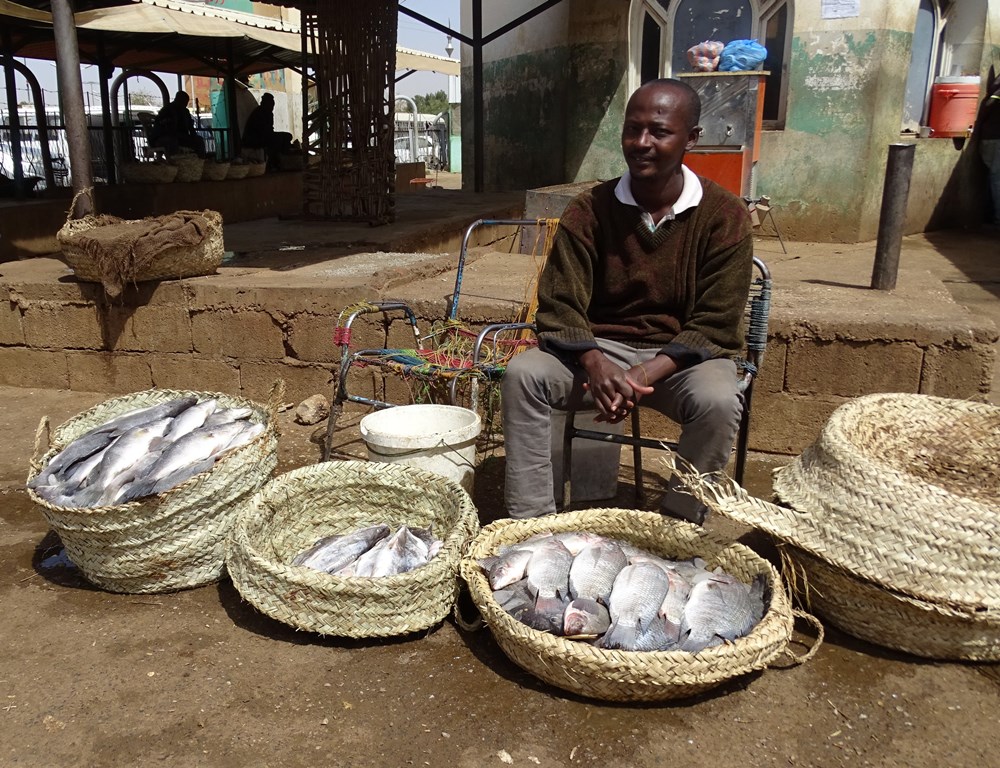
xmin=0 ymin=252 xmax=995 ymax=457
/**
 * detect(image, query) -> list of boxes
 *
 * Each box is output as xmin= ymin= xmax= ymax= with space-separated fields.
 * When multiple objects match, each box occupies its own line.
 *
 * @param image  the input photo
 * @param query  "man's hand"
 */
xmin=579 ymin=349 xmax=636 ymax=423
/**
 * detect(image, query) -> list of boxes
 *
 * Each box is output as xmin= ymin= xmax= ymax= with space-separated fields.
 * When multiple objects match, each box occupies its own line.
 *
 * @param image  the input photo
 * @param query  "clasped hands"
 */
xmin=579 ymin=349 xmax=676 ymax=425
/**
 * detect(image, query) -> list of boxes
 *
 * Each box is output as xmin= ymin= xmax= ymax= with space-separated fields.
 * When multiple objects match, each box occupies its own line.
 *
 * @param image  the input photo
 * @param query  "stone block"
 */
xmin=749 ymin=390 xmax=848 ymax=455
xmin=0 ymin=347 xmax=69 ymax=388
xmin=0 ymin=301 xmax=25 ymax=346
xmin=102 ymin=306 xmax=193 ymax=353
xmin=755 ymin=339 xmax=787 ymax=394
xmin=920 ymin=343 xmax=996 ymax=399
xmin=240 ymin=361 xmax=334 ymax=406
xmin=287 ymin=313 xmax=340 ymax=363
xmin=191 ymin=309 xmax=285 ymax=360
xmin=150 ymin=356 xmax=241 ymax=394
xmin=23 ymin=303 xmax=105 ymax=350
xmin=785 ymin=339 xmax=922 ymax=397
xmin=66 ymin=352 xmax=153 ymax=394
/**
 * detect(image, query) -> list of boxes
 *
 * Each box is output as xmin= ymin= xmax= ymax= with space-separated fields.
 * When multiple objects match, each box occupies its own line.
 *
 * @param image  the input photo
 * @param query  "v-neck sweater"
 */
xmin=535 ymin=176 xmax=753 ymax=365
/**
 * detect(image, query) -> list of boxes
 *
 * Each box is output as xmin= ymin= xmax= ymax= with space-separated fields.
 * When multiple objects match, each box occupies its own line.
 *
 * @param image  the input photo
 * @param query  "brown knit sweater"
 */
xmin=535 ymin=175 xmax=753 ymax=366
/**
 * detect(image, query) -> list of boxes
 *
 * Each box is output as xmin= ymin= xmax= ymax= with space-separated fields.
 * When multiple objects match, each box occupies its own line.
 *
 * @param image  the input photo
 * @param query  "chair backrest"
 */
xmin=744 ymin=255 xmax=772 ymax=376
xmin=449 ymin=218 xmax=560 ymax=322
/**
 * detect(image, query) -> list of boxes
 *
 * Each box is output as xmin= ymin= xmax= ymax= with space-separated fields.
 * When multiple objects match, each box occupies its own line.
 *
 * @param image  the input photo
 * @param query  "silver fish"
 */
xmin=658 ymin=566 xmax=692 ymax=627
xmin=86 ymin=418 xmax=173 ymax=505
xmin=601 ymin=563 xmax=672 ymax=651
xmin=222 ymin=421 xmax=266 ymax=452
xmin=163 ymin=398 xmax=218 ymax=441
xmin=481 ymin=547 xmax=535 ymax=591
xmin=202 ymin=407 xmax=253 ymax=429
xmin=144 ymin=421 xmax=246 ymax=483
xmin=568 ymin=539 xmax=628 ymax=604
xmin=563 ymin=598 xmax=611 ymax=637
xmin=116 ymin=456 xmax=217 ymax=502
xmin=551 ymin=531 xmax=604 ymax=556
xmin=525 ymin=539 xmax=573 ymax=602
xmin=295 ymin=524 xmax=391 ymax=573
xmin=493 ymin=578 xmax=535 ymax=616
xmin=30 ymin=430 xmax=119 ymax=490
xmin=89 ymin=396 xmax=198 ymax=436
xmin=679 ymin=573 xmax=765 ymax=653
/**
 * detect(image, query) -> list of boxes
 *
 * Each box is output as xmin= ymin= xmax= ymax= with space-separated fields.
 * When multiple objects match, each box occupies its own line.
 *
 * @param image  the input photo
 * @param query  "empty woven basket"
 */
xmin=226 ymin=460 xmax=480 ymax=638
xmin=460 ymin=509 xmax=813 ymax=702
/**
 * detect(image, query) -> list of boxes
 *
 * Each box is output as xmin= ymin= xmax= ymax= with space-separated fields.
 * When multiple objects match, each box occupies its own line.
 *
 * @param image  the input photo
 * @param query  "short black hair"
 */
xmin=634 ymin=78 xmax=701 ymax=129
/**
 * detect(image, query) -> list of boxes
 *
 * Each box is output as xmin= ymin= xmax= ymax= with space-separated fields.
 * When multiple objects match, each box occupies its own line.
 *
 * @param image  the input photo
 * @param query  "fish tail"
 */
xmin=600 ymin=620 xmax=638 ymax=651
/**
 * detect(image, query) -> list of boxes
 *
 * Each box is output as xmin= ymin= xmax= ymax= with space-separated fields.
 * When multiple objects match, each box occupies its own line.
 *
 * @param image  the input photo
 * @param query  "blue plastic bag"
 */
xmin=719 ymin=40 xmax=767 ymax=72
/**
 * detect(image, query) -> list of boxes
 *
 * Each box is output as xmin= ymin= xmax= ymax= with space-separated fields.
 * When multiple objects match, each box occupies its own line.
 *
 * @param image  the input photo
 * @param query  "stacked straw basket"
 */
xmin=121 ymin=162 xmax=178 ymax=184
xmin=170 ymin=153 xmax=205 ymax=183
xmin=202 ymin=161 xmax=230 ymax=181
xmin=668 ymin=393 xmax=1000 ymax=661
xmin=226 ymin=163 xmax=250 ymax=180
xmin=26 ymin=388 xmax=279 ymax=594
xmin=460 ymin=509 xmax=815 ymax=702
xmin=245 ymin=162 xmax=267 ymax=178
xmin=226 ymin=460 xmax=480 ymax=638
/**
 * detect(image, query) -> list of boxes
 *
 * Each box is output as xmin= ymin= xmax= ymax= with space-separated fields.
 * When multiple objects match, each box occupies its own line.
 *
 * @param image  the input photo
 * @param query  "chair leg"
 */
xmin=733 ymin=381 xmax=755 ymax=486
xmin=322 ymin=399 xmax=344 ymax=462
xmin=561 ymin=410 xmax=575 ymax=510
xmin=631 ymin=408 xmax=644 ymax=505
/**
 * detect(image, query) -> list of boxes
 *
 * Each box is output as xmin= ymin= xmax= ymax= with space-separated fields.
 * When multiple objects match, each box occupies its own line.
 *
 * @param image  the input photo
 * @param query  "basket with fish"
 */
xmin=460 ymin=508 xmax=814 ymax=702
xmin=226 ymin=460 xmax=480 ymax=638
xmin=26 ymin=387 xmax=279 ymax=594
xmin=666 ymin=393 xmax=1000 ymax=660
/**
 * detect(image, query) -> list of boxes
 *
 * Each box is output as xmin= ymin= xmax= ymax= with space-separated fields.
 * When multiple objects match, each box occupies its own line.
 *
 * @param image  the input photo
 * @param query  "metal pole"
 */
xmin=51 ymin=0 xmax=94 ymax=216
xmin=871 ymin=143 xmax=916 ymax=291
xmin=472 ymin=0 xmax=484 ymax=192
xmin=1 ymin=28 xmax=25 ymax=199
xmin=97 ymin=39 xmax=116 ymax=183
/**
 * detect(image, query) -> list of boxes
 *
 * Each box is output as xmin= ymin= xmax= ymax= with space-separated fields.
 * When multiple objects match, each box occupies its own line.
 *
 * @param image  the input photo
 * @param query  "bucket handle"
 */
xmin=369 ymin=437 xmax=478 ymax=469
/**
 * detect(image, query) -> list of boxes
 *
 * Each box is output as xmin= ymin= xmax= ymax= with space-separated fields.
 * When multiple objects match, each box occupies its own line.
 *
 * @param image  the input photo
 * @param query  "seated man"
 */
xmin=241 ymin=93 xmax=292 ymax=170
xmin=501 ymin=78 xmax=753 ymax=524
xmin=149 ymin=91 xmax=205 ymax=157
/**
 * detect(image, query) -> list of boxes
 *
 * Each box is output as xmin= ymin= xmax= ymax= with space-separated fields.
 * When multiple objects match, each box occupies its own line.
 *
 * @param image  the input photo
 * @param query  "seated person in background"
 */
xmin=241 ymin=93 xmax=293 ymax=170
xmin=501 ymin=78 xmax=753 ymax=525
xmin=148 ymin=91 xmax=205 ymax=157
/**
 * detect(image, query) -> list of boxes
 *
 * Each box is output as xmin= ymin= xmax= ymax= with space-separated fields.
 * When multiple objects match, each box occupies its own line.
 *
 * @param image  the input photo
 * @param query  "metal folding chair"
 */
xmin=322 ymin=217 xmax=559 ymax=461
xmin=559 ymin=256 xmax=773 ymax=508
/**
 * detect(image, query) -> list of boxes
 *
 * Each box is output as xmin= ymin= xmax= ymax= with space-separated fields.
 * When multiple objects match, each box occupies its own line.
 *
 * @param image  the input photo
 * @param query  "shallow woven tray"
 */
xmin=460 ymin=509 xmax=811 ymax=702
xmin=783 ymin=546 xmax=1000 ymax=661
xmin=26 ymin=388 xmax=279 ymax=594
xmin=770 ymin=394 xmax=1000 ymax=611
xmin=226 ymin=460 xmax=480 ymax=638
xmin=58 ymin=208 xmax=224 ymax=291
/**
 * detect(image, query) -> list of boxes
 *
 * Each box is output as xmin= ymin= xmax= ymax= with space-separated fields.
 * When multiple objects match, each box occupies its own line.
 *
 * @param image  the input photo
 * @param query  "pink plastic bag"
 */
xmin=686 ymin=40 xmax=724 ymax=72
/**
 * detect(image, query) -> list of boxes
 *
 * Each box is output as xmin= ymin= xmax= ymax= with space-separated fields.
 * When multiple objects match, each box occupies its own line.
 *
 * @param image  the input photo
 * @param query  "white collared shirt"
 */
xmin=614 ymin=164 xmax=703 ymax=231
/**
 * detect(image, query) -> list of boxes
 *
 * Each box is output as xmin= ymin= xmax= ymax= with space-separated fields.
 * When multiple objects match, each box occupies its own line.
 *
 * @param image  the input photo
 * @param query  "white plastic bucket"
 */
xmin=360 ymin=404 xmax=482 ymax=493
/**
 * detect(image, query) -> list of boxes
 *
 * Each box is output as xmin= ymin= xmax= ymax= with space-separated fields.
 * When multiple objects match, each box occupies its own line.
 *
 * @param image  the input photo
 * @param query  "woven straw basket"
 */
xmin=226 ymin=460 xmax=480 ymax=638
xmin=169 ymin=153 xmax=205 ymax=183
xmin=202 ymin=161 xmax=230 ymax=181
xmin=226 ymin=164 xmax=250 ymax=180
xmin=770 ymin=393 xmax=1000 ymax=611
xmin=245 ymin=162 xmax=267 ymax=178
xmin=782 ymin=547 xmax=1000 ymax=661
xmin=26 ymin=388 xmax=279 ymax=594
xmin=460 ymin=509 xmax=812 ymax=702
xmin=121 ymin=162 xmax=178 ymax=184
xmin=58 ymin=205 xmax=224 ymax=293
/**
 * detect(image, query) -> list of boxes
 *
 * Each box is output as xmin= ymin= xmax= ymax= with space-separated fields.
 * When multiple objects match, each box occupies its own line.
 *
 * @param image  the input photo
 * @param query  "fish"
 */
xmin=563 ymin=598 xmax=611 ymax=637
xmin=678 ymin=573 xmax=766 ymax=653
xmin=658 ymin=566 xmax=692 ymax=627
xmin=480 ymin=547 xmax=535 ymax=591
xmin=552 ymin=531 xmax=604 ymax=556
xmin=142 ymin=421 xmax=247 ymax=485
xmin=600 ymin=563 xmax=672 ymax=651
xmin=525 ymin=538 xmax=574 ymax=613
xmin=568 ymin=539 xmax=628 ymax=604
xmin=353 ymin=526 xmax=430 ymax=577
xmin=116 ymin=456 xmax=217 ymax=503
xmin=163 ymin=398 xmax=218 ymax=441
xmin=30 ymin=429 xmax=119 ymax=490
xmin=493 ymin=578 xmax=535 ymax=616
xmin=221 ymin=421 xmax=265 ymax=452
xmin=293 ymin=524 xmax=391 ymax=573
xmin=202 ymin=407 xmax=253 ymax=429
xmin=87 ymin=396 xmax=199 ymax=437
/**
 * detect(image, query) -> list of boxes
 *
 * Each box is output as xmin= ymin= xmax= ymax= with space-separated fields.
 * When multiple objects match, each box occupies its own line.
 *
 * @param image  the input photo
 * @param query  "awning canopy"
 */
xmin=1 ymin=0 xmax=460 ymax=78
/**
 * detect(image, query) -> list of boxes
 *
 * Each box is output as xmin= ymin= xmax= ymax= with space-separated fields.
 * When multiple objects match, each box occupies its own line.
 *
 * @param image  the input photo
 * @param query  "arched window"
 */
xmin=630 ymin=0 xmax=792 ymax=127
xmin=902 ymin=0 xmax=988 ymax=134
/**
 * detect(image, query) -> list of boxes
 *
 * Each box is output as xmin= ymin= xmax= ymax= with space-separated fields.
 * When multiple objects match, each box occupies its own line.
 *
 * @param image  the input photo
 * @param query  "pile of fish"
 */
xmin=292 ymin=523 xmax=444 ymax=578
xmin=478 ymin=531 xmax=767 ymax=653
xmin=29 ymin=396 xmax=265 ymax=508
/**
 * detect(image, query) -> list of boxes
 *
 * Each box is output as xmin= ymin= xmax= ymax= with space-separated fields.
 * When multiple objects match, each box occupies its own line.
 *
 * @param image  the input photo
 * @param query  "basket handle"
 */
xmin=65 ymin=186 xmax=95 ymax=224
xmin=265 ymin=379 xmax=287 ymax=425
xmin=777 ymin=609 xmax=825 ymax=666
xmin=30 ymin=416 xmax=52 ymax=473
xmin=451 ymin=581 xmax=484 ymax=632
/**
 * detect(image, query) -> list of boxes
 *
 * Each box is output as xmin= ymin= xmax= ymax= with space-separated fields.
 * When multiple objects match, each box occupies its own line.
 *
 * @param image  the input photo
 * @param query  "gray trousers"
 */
xmin=500 ymin=339 xmax=743 ymax=521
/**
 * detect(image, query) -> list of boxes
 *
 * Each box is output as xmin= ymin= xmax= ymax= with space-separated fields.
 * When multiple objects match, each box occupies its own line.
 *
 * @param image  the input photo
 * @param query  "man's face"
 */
xmin=621 ymin=85 xmax=699 ymax=183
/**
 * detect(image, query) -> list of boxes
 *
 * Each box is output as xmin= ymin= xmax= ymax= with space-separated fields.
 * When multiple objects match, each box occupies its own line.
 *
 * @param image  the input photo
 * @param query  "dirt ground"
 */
xmin=1 ymin=378 xmax=998 ymax=768
xmin=2 ymin=222 xmax=999 ymax=768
